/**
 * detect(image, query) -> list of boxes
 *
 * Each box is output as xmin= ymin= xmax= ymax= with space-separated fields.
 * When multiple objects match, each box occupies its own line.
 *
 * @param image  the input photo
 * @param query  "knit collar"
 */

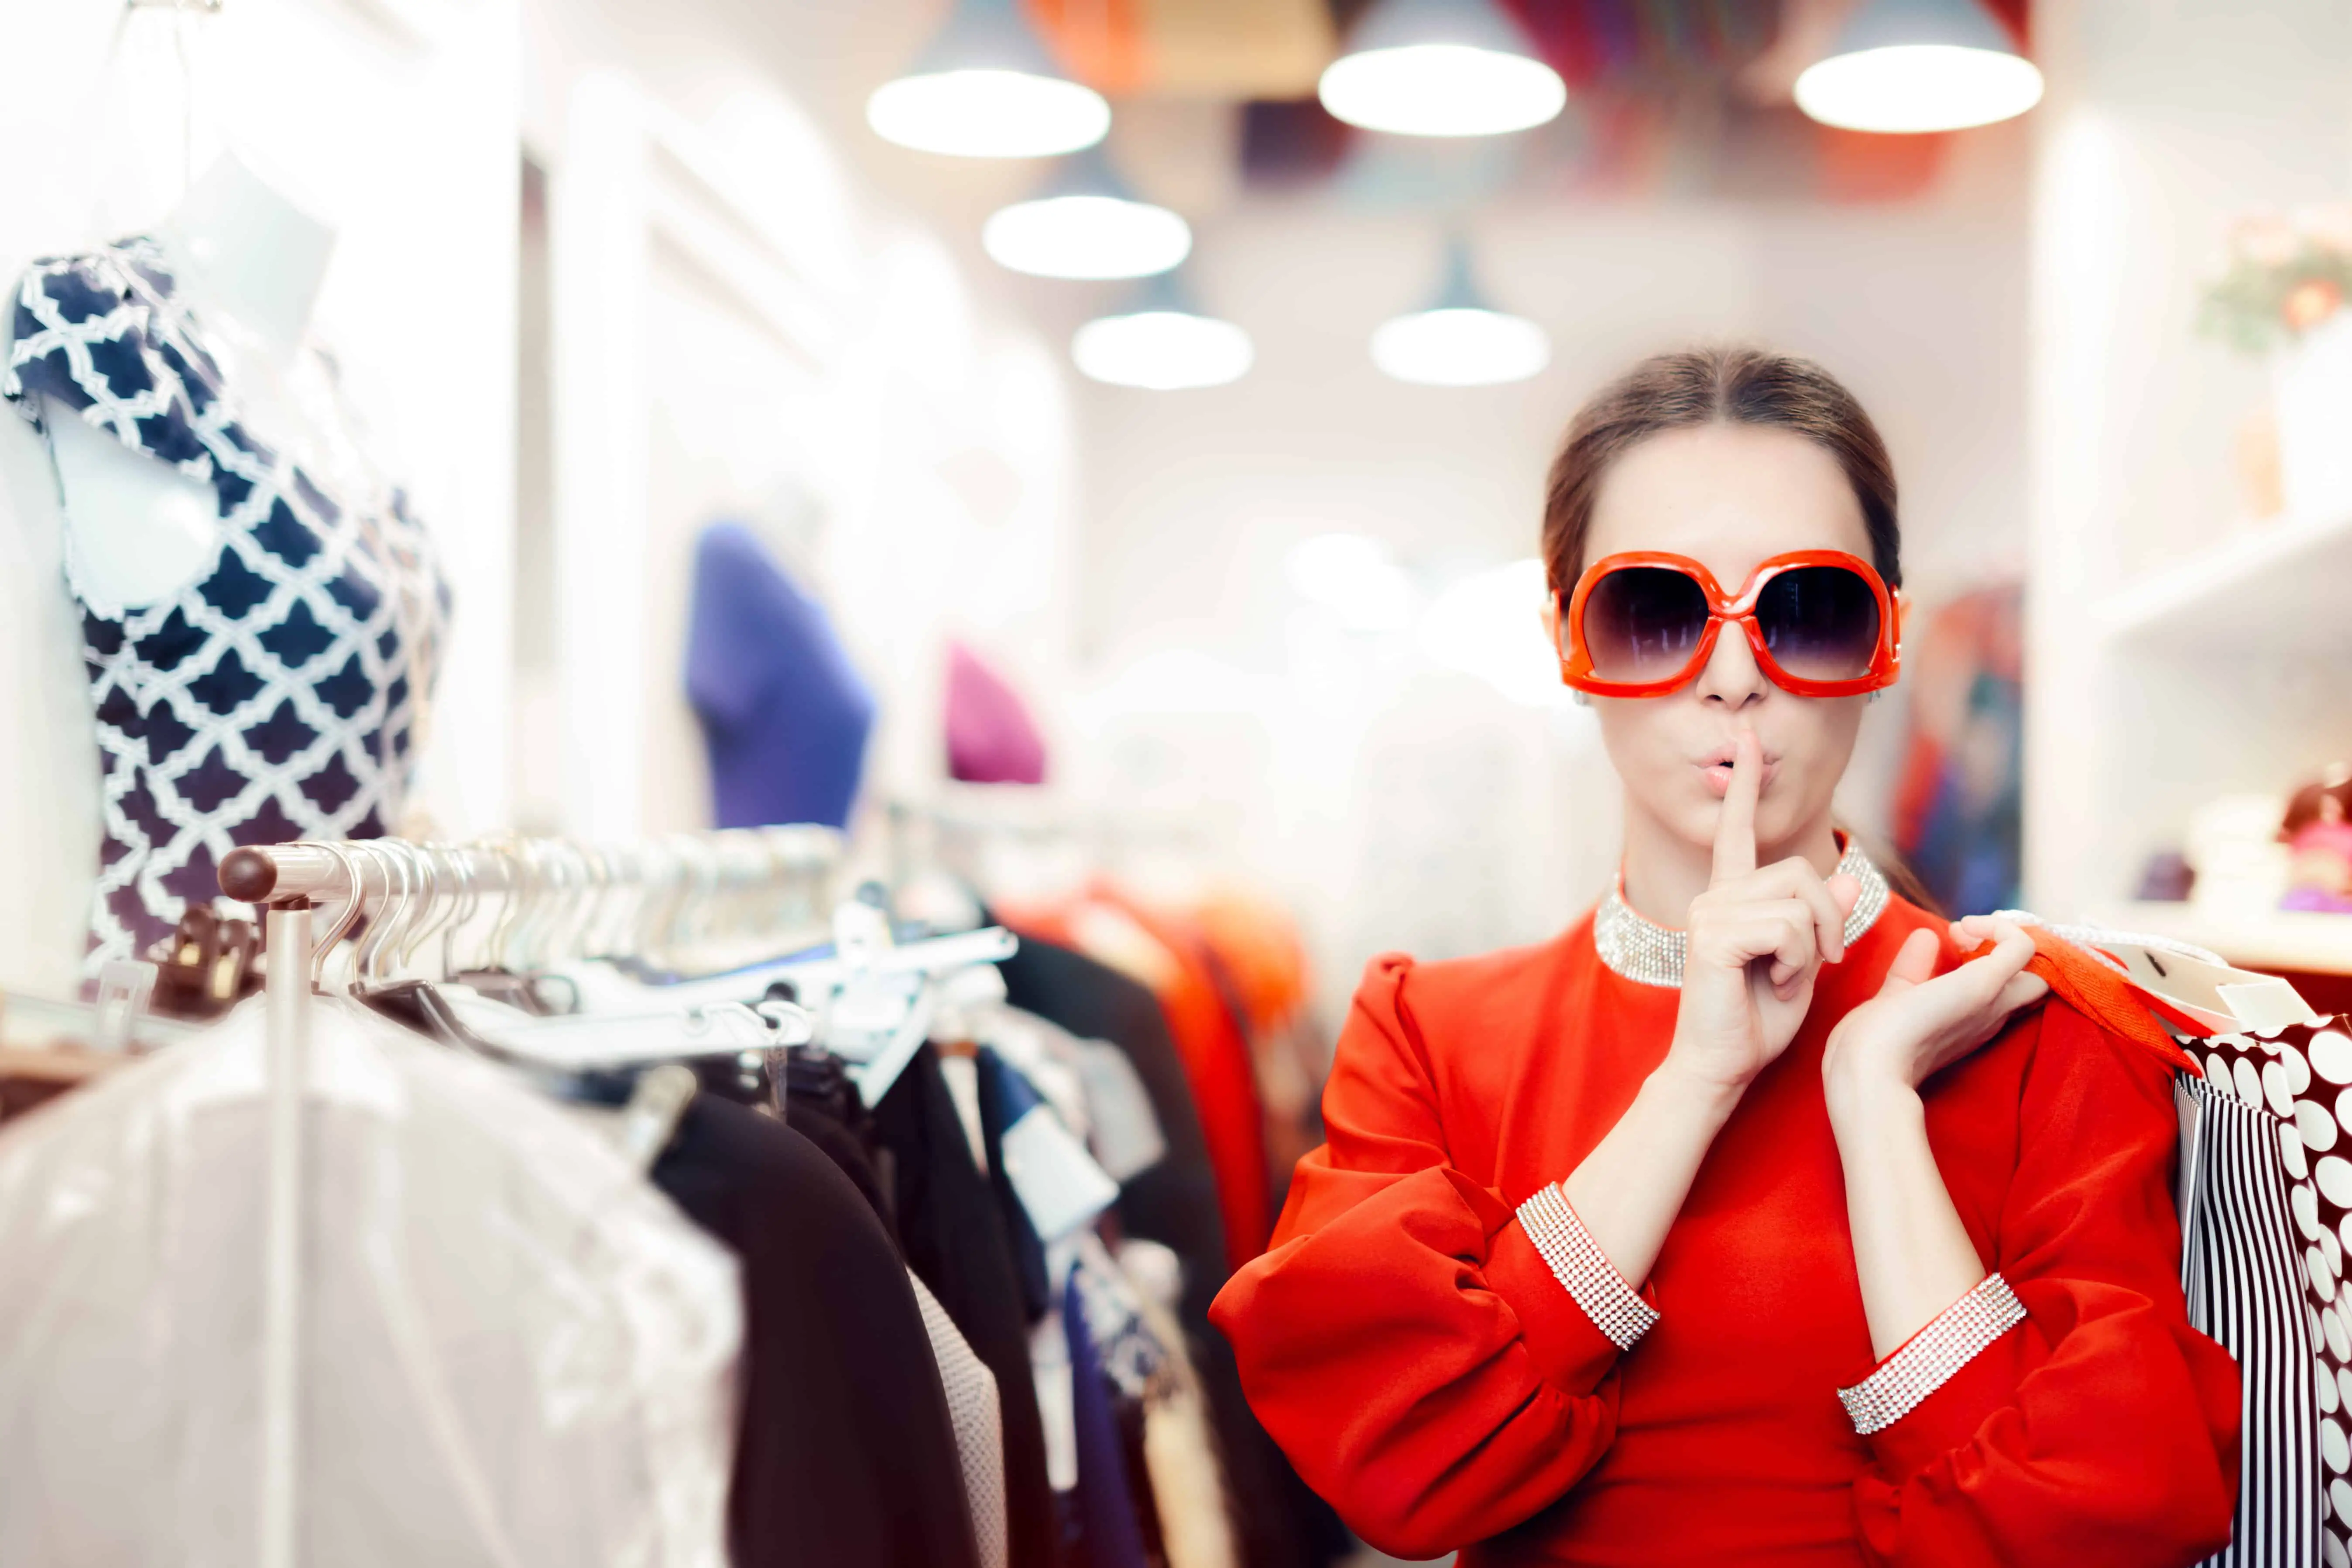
xmin=1594 ymin=838 xmax=1892 ymax=988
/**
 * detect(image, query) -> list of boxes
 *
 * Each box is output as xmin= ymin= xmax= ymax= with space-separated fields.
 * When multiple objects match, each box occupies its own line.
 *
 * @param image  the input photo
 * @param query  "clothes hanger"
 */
xmin=322 ymin=837 xmax=816 ymax=1076
xmin=0 ymin=958 xmax=195 ymax=1065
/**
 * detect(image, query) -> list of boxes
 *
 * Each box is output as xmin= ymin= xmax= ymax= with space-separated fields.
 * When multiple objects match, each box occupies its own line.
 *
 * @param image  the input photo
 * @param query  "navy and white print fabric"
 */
xmin=5 ymin=237 xmax=449 ymax=973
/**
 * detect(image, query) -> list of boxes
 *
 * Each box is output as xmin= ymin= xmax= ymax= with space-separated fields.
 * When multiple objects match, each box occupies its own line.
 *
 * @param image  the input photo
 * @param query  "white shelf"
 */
xmin=2090 ymin=508 xmax=2352 ymax=647
xmin=2087 ymin=900 xmax=2352 ymax=976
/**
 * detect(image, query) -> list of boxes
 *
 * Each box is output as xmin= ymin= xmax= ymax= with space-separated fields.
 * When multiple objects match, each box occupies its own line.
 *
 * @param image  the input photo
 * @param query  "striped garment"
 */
xmin=2176 ymin=1017 xmax=2352 ymax=1568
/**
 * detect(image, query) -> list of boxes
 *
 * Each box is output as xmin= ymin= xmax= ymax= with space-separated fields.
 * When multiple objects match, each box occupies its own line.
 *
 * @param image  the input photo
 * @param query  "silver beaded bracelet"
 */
xmin=1515 ymin=1181 xmax=1660 ymax=1352
xmin=1836 ymin=1273 xmax=2026 ymax=1436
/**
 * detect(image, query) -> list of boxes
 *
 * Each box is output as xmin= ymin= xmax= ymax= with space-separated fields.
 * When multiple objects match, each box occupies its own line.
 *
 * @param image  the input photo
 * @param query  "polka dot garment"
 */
xmin=2198 ymin=1016 xmax=2352 ymax=1568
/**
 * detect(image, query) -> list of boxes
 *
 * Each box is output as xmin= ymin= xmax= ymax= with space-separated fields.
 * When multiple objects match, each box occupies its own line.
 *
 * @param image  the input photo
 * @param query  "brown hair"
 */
xmin=1539 ymin=346 xmax=1901 ymax=597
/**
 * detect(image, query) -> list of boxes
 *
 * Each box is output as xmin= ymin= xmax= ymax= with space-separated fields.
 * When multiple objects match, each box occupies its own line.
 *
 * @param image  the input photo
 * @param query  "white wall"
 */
xmin=2026 ymin=0 xmax=2352 ymax=914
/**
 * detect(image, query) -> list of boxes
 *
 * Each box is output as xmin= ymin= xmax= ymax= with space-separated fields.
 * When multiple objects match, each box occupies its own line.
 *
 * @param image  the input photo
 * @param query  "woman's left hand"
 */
xmin=1821 ymin=915 xmax=2050 ymax=1125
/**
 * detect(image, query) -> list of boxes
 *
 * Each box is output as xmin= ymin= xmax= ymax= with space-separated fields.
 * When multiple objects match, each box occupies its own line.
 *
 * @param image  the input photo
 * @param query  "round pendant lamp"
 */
xmin=1072 ymin=273 xmax=1253 ymax=390
xmin=867 ymin=0 xmax=1111 ymax=158
xmin=1793 ymin=0 xmax=2043 ymax=134
xmin=1318 ymin=0 xmax=1567 ymax=139
xmin=983 ymin=148 xmax=1192 ymax=279
xmin=1371 ymin=238 xmax=1549 ymax=387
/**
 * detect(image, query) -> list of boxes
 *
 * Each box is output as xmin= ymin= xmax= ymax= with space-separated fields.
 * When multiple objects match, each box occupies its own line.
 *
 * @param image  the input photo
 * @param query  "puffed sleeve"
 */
xmin=1847 ymin=999 xmax=2242 ymax=1566
xmin=1208 ymin=954 xmax=1641 ymax=1560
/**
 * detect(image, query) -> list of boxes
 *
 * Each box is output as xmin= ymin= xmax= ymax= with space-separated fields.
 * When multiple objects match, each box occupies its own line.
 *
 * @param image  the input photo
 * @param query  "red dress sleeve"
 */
xmin=1848 ymin=999 xmax=2242 ymax=1566
xmin=1208 ymin=954 xmax=1635 ymax=1560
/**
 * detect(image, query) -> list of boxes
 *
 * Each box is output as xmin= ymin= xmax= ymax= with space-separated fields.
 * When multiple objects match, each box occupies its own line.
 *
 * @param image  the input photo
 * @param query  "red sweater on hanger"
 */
xmin=1209 ymin=893 xmax=2240 ymax=1566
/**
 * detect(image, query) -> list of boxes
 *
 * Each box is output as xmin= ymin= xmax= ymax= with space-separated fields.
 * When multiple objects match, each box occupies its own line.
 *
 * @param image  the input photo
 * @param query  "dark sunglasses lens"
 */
xmin=1755 ymin=566 xmax=1881 ymax=682
xmin=1582 ymin=567 xmax=1710 ymax=683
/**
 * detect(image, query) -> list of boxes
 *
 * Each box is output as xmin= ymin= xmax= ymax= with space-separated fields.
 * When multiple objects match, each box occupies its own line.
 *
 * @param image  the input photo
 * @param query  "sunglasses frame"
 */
xmin=1549 ymin=549 xmax=1903 ymax=698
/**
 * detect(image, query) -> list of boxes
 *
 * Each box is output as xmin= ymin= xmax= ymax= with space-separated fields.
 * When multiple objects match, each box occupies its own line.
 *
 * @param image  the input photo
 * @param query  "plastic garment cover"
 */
xmin=0 ymin=996 xmax=742 ymax=1568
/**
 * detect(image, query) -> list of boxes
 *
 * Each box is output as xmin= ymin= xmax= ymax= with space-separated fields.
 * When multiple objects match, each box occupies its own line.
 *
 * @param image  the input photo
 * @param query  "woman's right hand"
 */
xmin=1663 ymin=727 xmax=1861 ymax=1094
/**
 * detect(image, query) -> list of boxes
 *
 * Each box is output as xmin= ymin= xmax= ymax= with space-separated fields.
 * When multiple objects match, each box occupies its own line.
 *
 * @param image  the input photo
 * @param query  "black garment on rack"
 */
xmin=995 ymin=934 xmax=1348 ymax=1568
xmin=651 ymin=1095 xmax=978 ymax=1568
xmin=875 ymin=1044 xmax=1060 ymax=1568
xmin=786 ymin=1095 xmax=897 ymax=1238
xmin=780 ymin=1046 xmax=898 ymax=1239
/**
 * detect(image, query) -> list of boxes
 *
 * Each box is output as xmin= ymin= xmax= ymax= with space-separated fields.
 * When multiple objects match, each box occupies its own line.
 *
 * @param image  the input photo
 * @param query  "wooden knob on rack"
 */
xmin=219 ymin=846 xmax=281 ymax=904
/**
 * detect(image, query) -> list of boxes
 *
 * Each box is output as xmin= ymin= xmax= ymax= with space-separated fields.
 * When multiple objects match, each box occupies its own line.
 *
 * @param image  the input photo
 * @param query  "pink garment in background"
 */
xmin=946 ymin=641 xmax=1048 ymax=785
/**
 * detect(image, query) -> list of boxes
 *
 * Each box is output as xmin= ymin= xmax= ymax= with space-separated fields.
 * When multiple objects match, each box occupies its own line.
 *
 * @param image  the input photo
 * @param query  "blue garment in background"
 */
xmin=684 ymin=523 xmax=875 ymax=831
xmin=1064 ymin=1269 xmax=1151 ymax=1568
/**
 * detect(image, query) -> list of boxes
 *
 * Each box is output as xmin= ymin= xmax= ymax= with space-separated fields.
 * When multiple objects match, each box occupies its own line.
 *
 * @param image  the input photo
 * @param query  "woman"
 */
xmin=1208 ymin=348 xmax=2239 ymax=1566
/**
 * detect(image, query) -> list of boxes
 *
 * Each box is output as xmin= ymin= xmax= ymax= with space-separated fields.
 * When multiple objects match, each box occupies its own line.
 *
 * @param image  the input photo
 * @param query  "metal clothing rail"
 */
xmin=216 ymin=824 xmax=845 ymax=1567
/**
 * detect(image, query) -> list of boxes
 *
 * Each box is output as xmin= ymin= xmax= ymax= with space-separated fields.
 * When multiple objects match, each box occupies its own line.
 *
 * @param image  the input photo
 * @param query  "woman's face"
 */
xmin=1579 ymin=422 xmax=1877 ymax=858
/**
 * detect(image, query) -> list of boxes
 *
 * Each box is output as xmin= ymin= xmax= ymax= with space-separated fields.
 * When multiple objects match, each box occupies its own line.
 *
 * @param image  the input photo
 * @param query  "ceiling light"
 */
xmin=1371 ymin=238 xmax=1550 ymax=387
xmin=1793 ymin=0 xmax=2043 ymax=134
xmin=867 ymin=0 xmax=1111 ymax=158
xmin=1318 ymin=0 xmax=1567 ymax=138
xmin=986 ymin=196 xmax=1191 ymax=278
xmin=984 ymin=150 xmax=1191 ymax=278
xmin=1072 ymin=274 xmax=1252 ymax=390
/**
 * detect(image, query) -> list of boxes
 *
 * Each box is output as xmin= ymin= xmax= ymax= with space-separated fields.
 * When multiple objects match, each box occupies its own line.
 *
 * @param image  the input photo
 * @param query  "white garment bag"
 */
xmin=0 ymin=995 xmax=742 ymax=1568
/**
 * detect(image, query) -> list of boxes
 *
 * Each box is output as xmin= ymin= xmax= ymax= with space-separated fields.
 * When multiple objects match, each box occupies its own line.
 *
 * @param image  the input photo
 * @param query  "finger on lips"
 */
xmin=1710 ymin=726 xmax=1762 ymax=885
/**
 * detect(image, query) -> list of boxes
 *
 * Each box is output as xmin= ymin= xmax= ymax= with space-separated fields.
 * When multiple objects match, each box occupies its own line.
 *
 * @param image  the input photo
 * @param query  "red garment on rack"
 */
xmin=1007 ymin=891 xmax=1272 ymax=1273
xmin=1209 ymin=895 xmax=2239 ymax=1565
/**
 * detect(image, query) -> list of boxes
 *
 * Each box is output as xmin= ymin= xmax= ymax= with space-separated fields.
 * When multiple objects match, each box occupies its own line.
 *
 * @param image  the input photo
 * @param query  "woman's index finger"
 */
xmin=1711 ymin=726 xmax=1761 ymax=884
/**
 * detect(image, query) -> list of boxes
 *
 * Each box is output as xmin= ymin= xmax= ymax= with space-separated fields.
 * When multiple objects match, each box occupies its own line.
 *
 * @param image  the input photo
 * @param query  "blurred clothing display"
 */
xmin=1008 ymin=886 xmax=1273 ymax=1272
xmin=1890 ymin=585 xmax=2023 ymax=916
xmin=996 ymin=905 xmax=1347 ymax=1568
xmin=1065 ymin=1274 xmax=1154 ymax=1568
xmin=875 ymin=1042 xmax=1066 ymax=1568
xmin=651 ymin=1093 xmax=977 ymax=1568
xmin=5 ymin=238 xmax=449 ymax=973
xmin=914 ymin=1273 xmax=1013 ymax=1568
xmin=948 ymin=639 xmax=1050 ymax=785
xmin=1189 ymin=888 xmax=1327 ymax=1199
xmin=685 ymin=522 xmax=874 ymax=831
xmin=1213 ymin=890 xmax=2240 ymax=1565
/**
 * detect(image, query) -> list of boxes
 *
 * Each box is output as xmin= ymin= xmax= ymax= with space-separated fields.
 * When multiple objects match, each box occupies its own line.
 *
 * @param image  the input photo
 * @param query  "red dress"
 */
xmin=1208 ymin=893 xmax=2241 ymax=1565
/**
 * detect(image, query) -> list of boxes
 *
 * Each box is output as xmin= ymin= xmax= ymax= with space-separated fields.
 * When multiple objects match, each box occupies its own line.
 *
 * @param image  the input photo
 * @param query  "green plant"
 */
xmin=2198 ymin=205 xmax=2352 ymax=355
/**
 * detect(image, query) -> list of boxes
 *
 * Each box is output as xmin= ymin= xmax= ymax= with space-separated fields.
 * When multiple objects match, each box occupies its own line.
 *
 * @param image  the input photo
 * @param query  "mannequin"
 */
xmin=2 ymin=150 xmax=447 ymax=982
xmin=48 ymin=153 xmax=336 ymax=608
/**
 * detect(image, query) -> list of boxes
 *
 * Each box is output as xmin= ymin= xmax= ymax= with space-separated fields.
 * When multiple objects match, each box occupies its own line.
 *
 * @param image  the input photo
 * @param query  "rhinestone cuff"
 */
xmin=1516 ymin=1182 xmax=1660 ymax=1352
xmin=1594 ymin=838 xmax=1891 ymax=989
xmin=1836 ymin=1273 xmax=2026 ymax=1436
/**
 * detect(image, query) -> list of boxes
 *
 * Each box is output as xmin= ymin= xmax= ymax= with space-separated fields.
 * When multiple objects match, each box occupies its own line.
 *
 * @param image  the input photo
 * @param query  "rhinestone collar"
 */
xmin=1593 ymin=840 xmax=1892 ymax=988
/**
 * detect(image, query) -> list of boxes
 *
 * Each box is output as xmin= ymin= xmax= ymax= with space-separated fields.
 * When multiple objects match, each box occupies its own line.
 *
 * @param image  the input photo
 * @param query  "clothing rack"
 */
xmin=215 ymin=824 xmax=844 ymax=1568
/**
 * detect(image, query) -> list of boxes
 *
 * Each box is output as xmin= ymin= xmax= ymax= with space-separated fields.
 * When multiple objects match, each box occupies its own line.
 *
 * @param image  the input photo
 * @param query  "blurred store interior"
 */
xmin=6 ymin=0 xmax=2351 ymax=1016
xmin=0 ymin=0 xmax=2349 ymax=1563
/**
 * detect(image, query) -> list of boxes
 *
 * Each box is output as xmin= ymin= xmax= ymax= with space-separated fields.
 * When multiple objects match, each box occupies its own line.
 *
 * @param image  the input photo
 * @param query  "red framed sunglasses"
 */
xmin=1546 ymin=549 xmax=1903 ymax=698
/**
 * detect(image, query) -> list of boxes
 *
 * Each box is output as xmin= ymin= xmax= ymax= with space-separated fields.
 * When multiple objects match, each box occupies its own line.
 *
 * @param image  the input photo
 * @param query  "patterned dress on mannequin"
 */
xmin=5 ymin=237 xmax=449 ymax=973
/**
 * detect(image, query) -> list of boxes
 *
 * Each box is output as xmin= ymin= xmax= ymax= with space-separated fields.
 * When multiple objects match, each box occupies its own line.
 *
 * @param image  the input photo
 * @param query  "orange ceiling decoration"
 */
xmin=1027 ymin=0 xmax=1334 ymax=99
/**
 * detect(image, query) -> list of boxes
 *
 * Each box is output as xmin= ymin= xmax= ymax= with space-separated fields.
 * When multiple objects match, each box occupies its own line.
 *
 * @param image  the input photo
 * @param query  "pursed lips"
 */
xmin=1696 ymin=745 xmax=1779 ymax=796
